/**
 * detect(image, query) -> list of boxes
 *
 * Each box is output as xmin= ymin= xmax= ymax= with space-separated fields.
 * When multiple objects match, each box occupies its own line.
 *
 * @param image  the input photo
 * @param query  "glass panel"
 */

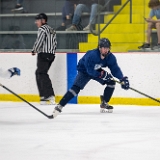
xmin=89 ymin=0 xmax=149 ymax=52
xmin=0 ymin=0 xmax=154 ymax=52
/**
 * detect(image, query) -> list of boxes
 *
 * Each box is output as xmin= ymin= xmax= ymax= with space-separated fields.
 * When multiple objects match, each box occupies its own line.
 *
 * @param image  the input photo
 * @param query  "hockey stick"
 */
xmin=94 ymin=66 xmax=160 ymax=104
xmin=112 ymin=78 xmax=160 ymax=104
xmin=0 ymin=83 xmax=53 ymax=119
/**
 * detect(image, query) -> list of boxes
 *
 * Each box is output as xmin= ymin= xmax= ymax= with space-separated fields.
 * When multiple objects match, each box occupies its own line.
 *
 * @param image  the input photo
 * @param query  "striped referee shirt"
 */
xmin=32 ymin=24 xmax=57 ymax=54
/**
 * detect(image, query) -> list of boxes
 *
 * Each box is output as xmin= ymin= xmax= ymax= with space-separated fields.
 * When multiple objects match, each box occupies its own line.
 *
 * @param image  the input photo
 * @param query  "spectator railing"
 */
xmin=0 ymin=0 xmax=133 ymax=52
xmin=90 ymin=0 xmax=132 ymax=40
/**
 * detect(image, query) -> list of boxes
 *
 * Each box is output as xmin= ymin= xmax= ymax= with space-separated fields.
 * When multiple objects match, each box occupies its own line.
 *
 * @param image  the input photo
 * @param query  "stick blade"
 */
xmin=48 ymin=115 xmax=54 ymax=119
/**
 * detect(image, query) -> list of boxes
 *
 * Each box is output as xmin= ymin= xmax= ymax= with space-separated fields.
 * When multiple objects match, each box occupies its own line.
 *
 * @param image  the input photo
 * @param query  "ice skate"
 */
xmin=100 ymin=102 xmax=113 ymax=113
xmin=53 ymin=104 xmax=62 ymax=118
xmin=40 ymin=96 xmax=56 ymax=105
xmin=100 ymin=95 xmax=113 ymax=113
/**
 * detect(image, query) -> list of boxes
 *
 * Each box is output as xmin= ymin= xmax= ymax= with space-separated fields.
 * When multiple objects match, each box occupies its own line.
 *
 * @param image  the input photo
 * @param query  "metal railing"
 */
xmin=0 ymin=0 xmax=132 ymax=51
xmin=90 ymin=0 xmax=132 ymax=41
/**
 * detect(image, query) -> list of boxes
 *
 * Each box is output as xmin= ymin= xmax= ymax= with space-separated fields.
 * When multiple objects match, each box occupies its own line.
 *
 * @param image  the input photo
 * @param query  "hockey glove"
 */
xmin=99 ymin=70 xmax=112 ymax=82
xmin=120 ymin=76 xmax=129 ymax=90
xmin=8 ymin=67 xmax=21 ymax=77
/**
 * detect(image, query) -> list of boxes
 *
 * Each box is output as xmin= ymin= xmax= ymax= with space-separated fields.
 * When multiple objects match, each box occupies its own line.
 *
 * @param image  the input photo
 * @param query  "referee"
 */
xmin=32 ymin=13 xmax=57 ymax=105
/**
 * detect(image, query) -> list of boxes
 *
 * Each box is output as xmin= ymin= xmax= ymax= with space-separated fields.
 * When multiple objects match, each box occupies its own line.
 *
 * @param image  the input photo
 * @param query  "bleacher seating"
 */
xmin=79 ymin=0 xmax=151 ymax=52
xmin=1 ymin=0 xmax=135 ymax=52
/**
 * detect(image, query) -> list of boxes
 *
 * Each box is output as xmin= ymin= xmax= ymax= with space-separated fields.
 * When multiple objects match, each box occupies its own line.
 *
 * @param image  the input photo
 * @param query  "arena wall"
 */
xmin=0 ymin=52 xmax=159 ymax=106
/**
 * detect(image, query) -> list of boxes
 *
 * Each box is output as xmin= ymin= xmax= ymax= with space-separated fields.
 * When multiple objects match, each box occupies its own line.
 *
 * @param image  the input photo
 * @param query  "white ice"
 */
xmin=0 ymin=102 xmax=160 ymax=160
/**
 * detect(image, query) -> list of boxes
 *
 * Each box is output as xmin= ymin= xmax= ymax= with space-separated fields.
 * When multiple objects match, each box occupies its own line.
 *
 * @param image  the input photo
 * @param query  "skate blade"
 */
xmin=100 ymin=108 xmax=113 ymax=113
xmin=40 ymin=100 xmax=56 ymax=105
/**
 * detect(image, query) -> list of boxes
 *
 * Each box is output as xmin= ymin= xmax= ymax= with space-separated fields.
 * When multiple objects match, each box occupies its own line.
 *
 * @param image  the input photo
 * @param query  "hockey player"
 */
xmin=0 ymin=67 xmax=20 ymax=79
xmin=52 ymin=38 xmax=129 ymax=118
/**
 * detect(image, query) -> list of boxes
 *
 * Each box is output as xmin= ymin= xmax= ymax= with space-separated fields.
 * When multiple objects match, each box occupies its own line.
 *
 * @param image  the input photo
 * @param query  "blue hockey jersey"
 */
xmin=77 ymin=48 xmax=123 ymax=80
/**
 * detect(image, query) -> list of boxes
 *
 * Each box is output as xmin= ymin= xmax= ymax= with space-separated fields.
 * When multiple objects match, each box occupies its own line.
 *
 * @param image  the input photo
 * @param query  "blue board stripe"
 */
xmin=67 ymin=53 xmax=77 ymax=104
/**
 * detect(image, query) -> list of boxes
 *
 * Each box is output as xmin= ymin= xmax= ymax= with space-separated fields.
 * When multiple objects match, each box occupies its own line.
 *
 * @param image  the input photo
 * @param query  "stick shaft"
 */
xmin=112 ymin=79 xmax=160 ymax=104
xmin=129 ymin=86 xmax=160 ymax=103
xmin=0 ymin=84 xmax=53 ymax=119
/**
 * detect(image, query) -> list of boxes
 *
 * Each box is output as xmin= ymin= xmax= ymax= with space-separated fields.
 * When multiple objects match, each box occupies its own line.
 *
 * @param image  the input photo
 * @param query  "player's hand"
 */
xmin=31 ymin=50 xmax=36 ymax=56
xmin=120 ymin=77 xmax=129 ymax=90
xmin=8 ymin=67 xmax=21 ymax=77
xmin=100 ymin=70 xmax=112 ymax=82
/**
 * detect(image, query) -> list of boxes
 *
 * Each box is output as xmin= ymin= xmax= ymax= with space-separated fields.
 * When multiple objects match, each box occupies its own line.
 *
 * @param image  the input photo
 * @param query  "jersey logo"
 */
xmin=94 ymin=64 xmax=102 ymax=70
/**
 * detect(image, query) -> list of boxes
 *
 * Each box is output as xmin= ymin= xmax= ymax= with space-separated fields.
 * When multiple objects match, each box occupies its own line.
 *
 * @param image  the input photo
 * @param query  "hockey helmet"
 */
xmin=99 ymin=38 xmax=111 ymax=48
xmin=35 ymin=13 xmax=48 ymax=22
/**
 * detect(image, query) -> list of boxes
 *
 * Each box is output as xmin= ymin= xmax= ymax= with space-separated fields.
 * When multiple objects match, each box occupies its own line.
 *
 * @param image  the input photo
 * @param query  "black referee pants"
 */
xmin=36 ymin=52 xmax=55 ymax=98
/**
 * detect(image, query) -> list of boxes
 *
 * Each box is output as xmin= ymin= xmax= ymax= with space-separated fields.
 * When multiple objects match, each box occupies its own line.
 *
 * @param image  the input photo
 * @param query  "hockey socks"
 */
xmin=59 ymin=85 xmax=80 ymax=107
xmin=103 ymin=84 xmax=115 ymax=102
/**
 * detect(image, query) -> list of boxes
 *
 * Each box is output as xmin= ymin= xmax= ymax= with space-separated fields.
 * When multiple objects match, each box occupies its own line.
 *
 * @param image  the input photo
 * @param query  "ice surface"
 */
xmin=0 ymin=102 xmax=160 ymax=160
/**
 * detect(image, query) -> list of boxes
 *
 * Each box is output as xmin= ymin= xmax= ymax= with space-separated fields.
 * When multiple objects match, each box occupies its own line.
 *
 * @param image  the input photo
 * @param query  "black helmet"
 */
xmin=35 ymin=13 xmax=48 ymax=22
xmin=99 ymin=38 xmax=111 ymax=48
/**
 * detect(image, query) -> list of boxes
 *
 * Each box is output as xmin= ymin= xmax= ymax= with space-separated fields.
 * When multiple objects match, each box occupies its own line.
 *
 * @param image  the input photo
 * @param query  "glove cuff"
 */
xmin=8 ymin=68 xmax=14 ymax=77
xmin=120 ymin=76 xmax=128 ymax=81
xmin=99 ymin=70 xmax=105 ymax=78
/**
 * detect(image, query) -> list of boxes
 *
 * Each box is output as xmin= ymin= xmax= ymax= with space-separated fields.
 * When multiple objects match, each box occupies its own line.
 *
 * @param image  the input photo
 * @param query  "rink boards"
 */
xmin=0 ymin=52 xmax=160 ymax=106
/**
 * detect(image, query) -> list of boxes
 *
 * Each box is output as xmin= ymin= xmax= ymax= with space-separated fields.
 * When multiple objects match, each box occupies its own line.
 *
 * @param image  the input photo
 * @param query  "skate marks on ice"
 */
xmin=0 ymin=102 xmax=160 ymax=160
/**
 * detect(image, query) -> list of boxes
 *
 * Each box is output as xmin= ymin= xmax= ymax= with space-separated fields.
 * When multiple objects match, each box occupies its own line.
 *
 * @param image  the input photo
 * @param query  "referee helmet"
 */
xmin=35 ymin=13 xmax=48 ymax=22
